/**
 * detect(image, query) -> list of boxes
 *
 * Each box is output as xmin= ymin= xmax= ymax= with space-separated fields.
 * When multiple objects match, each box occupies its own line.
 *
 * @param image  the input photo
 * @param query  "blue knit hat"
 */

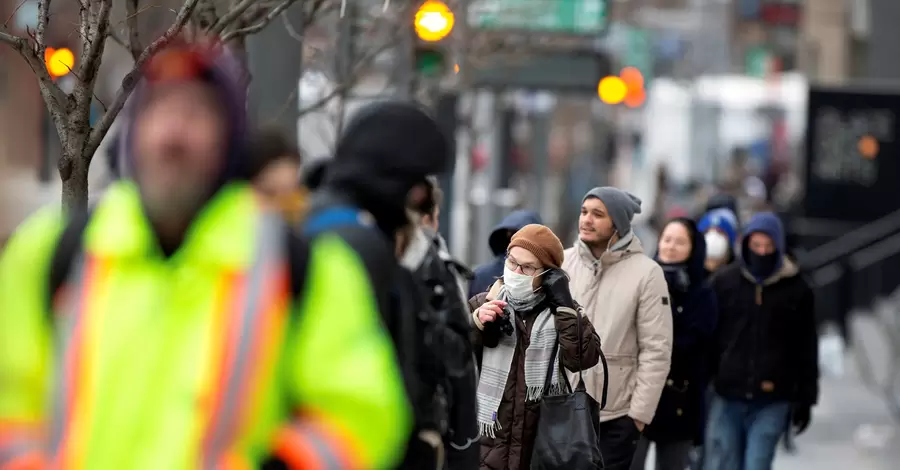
xmin=698 ymin=208 xmax=738 ymax=248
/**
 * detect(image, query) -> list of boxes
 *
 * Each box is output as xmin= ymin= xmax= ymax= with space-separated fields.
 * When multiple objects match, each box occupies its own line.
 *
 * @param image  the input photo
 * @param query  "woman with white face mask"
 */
xmin=468 ymin=224 xmax=603 ymax=470
xmin=697 ymin=208 xmax=738 ymax=275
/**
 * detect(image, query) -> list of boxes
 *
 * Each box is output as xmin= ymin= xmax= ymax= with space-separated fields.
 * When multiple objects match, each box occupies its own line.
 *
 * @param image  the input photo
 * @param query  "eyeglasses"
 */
xmin=505 ymin=257 xmax=542 ymax=276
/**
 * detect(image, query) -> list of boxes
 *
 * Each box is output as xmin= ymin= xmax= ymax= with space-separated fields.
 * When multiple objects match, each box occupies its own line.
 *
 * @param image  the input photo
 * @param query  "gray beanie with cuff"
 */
xmin=582 ymin=186 xmax=642 ymax=235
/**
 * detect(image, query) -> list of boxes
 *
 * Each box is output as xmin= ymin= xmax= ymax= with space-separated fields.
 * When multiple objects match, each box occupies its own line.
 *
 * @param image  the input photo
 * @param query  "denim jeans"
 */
xmin=703 ymin=395 xmax=790 ymax=470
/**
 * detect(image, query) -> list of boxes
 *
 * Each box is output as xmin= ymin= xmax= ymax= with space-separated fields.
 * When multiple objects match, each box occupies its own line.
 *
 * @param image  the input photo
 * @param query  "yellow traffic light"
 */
xmin=598 ymin=76 xmax=627 ymax=104
xmin=415 ymin=0 xmax=455 ymax=42
xmin=45 ymin=47 xmax=75 ymax=78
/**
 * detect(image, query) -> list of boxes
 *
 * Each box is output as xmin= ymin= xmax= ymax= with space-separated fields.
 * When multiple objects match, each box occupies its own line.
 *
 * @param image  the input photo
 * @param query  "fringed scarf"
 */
xmin=476 ymin=286 xmax=563 ymax=438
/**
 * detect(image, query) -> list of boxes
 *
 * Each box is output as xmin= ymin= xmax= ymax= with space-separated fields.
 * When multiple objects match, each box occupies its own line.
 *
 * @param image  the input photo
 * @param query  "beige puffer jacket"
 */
xmin=562 ymin=233 xmax=673 ymax=424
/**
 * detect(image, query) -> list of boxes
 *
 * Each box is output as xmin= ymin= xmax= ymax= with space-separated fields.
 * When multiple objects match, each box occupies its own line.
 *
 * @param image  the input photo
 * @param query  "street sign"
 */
xmin=745 ymin=45 xmax=771 ymax=78
xmin=469 ymin=0 xmax=609 ymax=35
xmin=624 ymin=27 xmax=653 ymax=88
xmin=469 ymin=50 xmax=611 ymax=92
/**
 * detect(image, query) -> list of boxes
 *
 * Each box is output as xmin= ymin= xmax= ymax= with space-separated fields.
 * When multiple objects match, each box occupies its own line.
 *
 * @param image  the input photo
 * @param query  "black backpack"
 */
xmin=402 ymin=230 xmax=479 ymax=469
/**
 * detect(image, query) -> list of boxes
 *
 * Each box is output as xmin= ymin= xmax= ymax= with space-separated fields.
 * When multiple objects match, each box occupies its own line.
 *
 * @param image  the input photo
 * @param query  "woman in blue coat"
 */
xmin=631 ymin=217 xmax=719 ymax=470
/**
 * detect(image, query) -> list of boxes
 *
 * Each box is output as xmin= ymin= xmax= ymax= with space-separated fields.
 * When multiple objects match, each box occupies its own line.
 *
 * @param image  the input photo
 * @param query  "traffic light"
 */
xmin=598 ymin=76 xmax=627 ymax=105
xmin=414 ymin=1 xmax=455 ymax=77
xmin=620 ymin=66 xmax=645 ymax=108
xmin=45 ymin=47 xmax=75 ymax=78
xmin=415 ymin=0 xmax=455 ymax=42
xmin=597 ymin=67 xmax=646 ymax=108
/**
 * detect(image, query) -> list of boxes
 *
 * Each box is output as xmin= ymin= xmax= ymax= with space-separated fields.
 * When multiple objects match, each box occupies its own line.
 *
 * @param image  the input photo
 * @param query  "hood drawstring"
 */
xmin=605 ymin=231 xmax=617 ymax=253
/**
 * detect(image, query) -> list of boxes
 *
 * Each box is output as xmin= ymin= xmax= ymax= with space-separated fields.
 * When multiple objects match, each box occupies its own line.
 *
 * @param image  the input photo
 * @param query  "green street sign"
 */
xmin=469 ymin=0 xmax=609 ymax=35
xmin=745 ymin=46 xmax=770 ymax=78
xmin=624 ymin=27 xmax=653 ymax=87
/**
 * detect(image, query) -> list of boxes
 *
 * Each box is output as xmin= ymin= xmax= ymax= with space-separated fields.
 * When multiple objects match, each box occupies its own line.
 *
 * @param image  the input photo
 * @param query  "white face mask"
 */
xmin=704 ymin=231 xmax=730 ymax=260
xmin=503 ymin=266 xmax=537 ymax=302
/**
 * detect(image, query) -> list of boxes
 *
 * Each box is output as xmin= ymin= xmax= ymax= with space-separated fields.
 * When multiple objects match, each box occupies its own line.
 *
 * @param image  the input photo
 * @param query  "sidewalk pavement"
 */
xmin=775 ymin=323 xmax=900 ymax=470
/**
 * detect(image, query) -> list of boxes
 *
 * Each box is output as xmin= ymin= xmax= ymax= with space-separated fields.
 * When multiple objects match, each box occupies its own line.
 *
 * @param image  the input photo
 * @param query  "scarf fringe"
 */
xmin=526 ymin=382 xmax=564 ymax=402
xmin=478 ymin=420 xmax=501 ymax=439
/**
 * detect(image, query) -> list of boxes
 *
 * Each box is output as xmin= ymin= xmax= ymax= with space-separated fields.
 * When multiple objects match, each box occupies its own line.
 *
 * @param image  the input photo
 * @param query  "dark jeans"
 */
xmin=630 ymin=436 xmax=693 ymax=470
xmin=703 ymin=395 xmax=790 ymax=470
xmin=599 ymin=416 xmax=642 ymax=469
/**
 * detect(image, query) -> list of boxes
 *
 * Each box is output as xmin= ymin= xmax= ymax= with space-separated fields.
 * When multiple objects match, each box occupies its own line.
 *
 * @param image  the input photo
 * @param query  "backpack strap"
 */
xmin=302 ymin=206 xmax=374 ymax=238
xmin=48 ymin=209 xmax=92 ymax=309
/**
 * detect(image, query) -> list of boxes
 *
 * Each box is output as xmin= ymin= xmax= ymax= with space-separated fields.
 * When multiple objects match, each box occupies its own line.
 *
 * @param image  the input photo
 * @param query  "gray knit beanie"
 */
xmin=582 ymin=186 xmax=643 ymax=235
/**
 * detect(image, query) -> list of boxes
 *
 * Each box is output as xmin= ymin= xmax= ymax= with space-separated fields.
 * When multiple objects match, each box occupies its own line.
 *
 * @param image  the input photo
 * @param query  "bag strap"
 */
xmin=541 ymin=307 xmax=573 ymax=396
xmin=48 ymin=208 xmax=92 ymax=312
xmin=572 ymin=307 xmax=609 ymax=410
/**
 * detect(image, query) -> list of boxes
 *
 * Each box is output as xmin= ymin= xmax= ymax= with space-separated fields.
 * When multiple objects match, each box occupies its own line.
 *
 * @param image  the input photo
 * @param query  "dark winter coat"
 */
xmin=468 ymin=210 xmax=542 ymax=298
xmin=468 ymin=281 xmax=602 ymax=470
xmin=710 ymin=212 xmax=819 ymax=407
xmin=644 ymin=218 xmax=718 ymax=445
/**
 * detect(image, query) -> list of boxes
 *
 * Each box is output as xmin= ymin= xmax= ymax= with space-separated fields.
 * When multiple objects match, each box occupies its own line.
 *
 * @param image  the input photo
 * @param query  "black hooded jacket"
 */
xmin=308 ymin=101 xmax=478 ymax=470
xmin=645 ymin=218 xmax=718 ymax=445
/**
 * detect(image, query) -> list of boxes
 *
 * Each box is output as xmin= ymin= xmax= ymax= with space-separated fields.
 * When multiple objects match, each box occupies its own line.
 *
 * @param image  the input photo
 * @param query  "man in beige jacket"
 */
xmin=563 ymin=186 xmax=673 ymax=469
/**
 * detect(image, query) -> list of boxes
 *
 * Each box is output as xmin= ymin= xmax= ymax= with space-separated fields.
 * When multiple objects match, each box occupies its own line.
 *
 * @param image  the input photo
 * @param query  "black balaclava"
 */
xmin=323 ymin=100 xmax=451 ymax=237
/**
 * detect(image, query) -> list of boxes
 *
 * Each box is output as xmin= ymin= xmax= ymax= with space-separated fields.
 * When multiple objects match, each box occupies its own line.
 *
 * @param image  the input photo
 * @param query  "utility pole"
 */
xmin=449 ymin=0 xmax=475 ymax=263
xmin=246 ymin=5 xmax=305 ymax=144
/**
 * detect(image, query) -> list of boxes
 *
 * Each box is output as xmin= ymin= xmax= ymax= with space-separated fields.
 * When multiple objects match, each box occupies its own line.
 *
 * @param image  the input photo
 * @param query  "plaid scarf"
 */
xmin=476 ymin=287 xmax=563 ymax=438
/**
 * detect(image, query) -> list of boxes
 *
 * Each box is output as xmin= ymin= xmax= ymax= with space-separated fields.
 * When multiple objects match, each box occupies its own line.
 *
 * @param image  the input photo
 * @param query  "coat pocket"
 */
xmin=598 ymin=355 xmax=636 ymax=415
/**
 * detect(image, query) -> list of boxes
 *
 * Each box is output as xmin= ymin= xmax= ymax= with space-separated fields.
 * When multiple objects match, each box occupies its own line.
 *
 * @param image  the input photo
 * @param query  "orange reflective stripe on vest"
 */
xmin=50 ymin=254 xmax=112 ymax=469
xmin=45 ymin=213 xmax=291 ymax=468
xmin=201 ymin=213 xmax=291 ymax=467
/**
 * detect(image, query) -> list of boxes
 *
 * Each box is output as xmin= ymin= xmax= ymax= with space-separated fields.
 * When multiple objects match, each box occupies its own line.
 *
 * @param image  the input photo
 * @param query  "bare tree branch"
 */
xmin=125 ymin=0 xmax=143 ymax=60
xmin=220 ymin=0 xmax=293 ymax=41
xmin=0 ymin=30 xmax=23 ymax=47
xmin=85 ymin=0 xmax=202 ymax=158
xmin=3 ymin=0 xmax=28 ymax=28
xmin=0 ymin=10 xmax=68 ymax=113
xmin=36 ymin=0 xmax=51 ymax=60
xmin=210 ymin=0 xmax=259 ymax=36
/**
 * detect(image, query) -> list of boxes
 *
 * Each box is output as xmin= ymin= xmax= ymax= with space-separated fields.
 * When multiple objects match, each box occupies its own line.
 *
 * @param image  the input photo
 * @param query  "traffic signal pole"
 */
xmin=447 ymin=0 xmax=475 ymax=263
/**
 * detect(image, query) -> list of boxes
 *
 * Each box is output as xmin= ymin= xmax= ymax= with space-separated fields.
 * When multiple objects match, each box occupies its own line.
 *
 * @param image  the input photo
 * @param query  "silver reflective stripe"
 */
xmin=0 ymin=439 xmax=39 ymax=464
xmin=204 ymin=212 xmax=286 ymax=467
xmin=49 ymin=253 xmax=89 ymax=457
xmin=299 ymin=425 xmax=345 ymax=470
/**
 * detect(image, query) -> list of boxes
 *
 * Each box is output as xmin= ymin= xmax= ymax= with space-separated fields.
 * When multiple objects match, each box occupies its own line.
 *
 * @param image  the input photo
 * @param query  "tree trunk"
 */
xmin=58 ymin=139 xmax=91 ymax=212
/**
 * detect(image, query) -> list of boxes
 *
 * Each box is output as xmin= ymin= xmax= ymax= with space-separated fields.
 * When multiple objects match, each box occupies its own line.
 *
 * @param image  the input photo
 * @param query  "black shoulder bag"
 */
xmin=531 ymin=308 xmax=609 ymax=470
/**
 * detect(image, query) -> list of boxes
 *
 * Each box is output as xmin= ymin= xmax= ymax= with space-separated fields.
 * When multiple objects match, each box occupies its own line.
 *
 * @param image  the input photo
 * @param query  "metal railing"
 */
xmin=795 ymin=209 xmax=900 ymax=421
xmin=796 ymin=207 xmax=900 ymax=331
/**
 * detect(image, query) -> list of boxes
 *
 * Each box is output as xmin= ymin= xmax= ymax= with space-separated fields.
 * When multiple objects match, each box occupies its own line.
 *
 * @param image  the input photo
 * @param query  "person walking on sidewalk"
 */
xmin=563 ymin=187 xmax=673 ymax=469
xmin=469 ymin=224 xmax=603 ymax=470
xmin=705 ymin=212 xmax=819 ymax=470
xmin=631 ymin=218 xmax=718 ymax=470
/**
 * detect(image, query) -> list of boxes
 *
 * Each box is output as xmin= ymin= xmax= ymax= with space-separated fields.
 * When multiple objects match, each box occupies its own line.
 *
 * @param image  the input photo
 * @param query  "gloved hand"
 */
xmin=541 ymin=269 xmax=576 ymax=309
xmin=791 ymin=403 xmax=812 ymax=435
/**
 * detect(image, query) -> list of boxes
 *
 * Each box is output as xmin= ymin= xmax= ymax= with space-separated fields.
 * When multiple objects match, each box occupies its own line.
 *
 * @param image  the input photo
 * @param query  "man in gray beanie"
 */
xmin=562 ymin=186 xmax=673 ymax=469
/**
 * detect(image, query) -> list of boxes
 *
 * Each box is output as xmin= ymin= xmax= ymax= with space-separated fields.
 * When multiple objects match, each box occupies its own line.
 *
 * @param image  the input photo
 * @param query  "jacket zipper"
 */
xmin=755 ymin=284 xmax=762 ymax=305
